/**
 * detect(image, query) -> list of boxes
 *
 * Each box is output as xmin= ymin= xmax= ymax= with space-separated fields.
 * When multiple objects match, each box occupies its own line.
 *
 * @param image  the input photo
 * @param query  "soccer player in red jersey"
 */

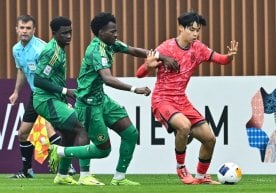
xmin=136 ymin=11 xmax=238 ymax=185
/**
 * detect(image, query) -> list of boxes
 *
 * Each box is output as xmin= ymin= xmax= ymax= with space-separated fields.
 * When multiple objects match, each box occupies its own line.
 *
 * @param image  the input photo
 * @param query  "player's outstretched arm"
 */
xmin=158 ymin=53 xmax=179 ymax=72
xmin=136 ymin=50 xmax=161 ymax=78
xmin=127 ymin=46 xmax=179 ymax=72
xmin=99 ymin=68 xmax=151 ymax=96
xmin=226 ymin=40 xmax=239 ymax=60
xmin=211 ymin=40 xmax=239 ymax=65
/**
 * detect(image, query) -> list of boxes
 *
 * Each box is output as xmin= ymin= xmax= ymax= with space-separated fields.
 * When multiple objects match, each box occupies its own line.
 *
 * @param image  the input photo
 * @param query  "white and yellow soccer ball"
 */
xmin=217 ymin=162 xmax=242 ymax=184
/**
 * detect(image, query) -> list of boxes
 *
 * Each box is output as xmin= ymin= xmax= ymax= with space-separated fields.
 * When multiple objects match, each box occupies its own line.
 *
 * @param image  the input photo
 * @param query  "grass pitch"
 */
xmin=0 ymin=174 xmax=275 ymax=193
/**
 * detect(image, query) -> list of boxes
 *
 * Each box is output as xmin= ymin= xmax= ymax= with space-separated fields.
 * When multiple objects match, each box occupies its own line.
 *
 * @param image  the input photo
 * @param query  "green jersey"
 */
xmin=33 ymin=38 xmax=67 ymax=103
xmin=76 ymin=37 xmax=129 ymax=105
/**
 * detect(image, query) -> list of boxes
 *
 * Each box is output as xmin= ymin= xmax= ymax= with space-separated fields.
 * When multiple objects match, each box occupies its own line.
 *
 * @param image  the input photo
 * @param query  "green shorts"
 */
xmin=76 ymin=95 xmax=128 ymax=145
xmin=34 ymin=98 xmax=78 ymax=130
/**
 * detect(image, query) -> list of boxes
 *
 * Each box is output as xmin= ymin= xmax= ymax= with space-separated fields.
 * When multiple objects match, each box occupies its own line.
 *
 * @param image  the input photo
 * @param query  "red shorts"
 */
xmin=152 ymin=101 xmax=205 ymax=132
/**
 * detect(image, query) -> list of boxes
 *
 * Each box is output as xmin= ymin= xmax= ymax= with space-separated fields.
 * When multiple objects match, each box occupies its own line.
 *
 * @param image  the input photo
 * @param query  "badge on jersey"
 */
xmin=28 ymin=63 xmax=36 ymax=71
xmin=43 ymin=65 xmax=52 ymax=76
xmin=97 ymin=134 xmax=105 ymax=142
xmin=101 ymin=57 xmax=108 ymax=67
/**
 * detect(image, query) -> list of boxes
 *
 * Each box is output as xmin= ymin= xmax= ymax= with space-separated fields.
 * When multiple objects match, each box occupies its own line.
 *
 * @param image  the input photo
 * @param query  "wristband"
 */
xmin=154 ymin=51 xmax=160 ymax=59
xmin=62 ymin=87 xmax=67 ymax=95
xmin=130 ymin=86 xmax=136 ymax=93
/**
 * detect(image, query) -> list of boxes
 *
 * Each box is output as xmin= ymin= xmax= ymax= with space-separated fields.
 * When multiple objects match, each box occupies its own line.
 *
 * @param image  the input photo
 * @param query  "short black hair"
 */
xmin=90 ymin=12 xmax=116 ymax=36
xmin=178 ymin=11 xmax=206 ymax=28
xmin=50 ymin=16 xmax=71 ymax=32
xmin=17 ymin=14 xmax=36 ymax=27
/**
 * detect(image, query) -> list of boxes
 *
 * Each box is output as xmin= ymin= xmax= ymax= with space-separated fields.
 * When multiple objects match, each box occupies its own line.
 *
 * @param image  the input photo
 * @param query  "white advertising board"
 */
xmin=89 ymin=76 xmax=276 ymax=174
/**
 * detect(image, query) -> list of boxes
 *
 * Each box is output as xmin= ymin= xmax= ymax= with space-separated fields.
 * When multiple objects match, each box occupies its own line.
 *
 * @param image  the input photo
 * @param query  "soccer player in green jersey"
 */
xmin=33 ymin=16 xmax=89 ymax=185
xmin=48 ymin=12 xmax=179 ymax=186
xmin=9 ymin=14 xmax=76 ymax=178
xmin=76 ymin=12 xmax=153 ymax=186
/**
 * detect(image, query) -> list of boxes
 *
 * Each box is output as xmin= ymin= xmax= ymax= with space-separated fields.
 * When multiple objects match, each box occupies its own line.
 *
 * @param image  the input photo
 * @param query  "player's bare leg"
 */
xmin=169 ymin=113 xmax=194 ymax=184
xmin=191 ymin=123 xmax=220 ymax=184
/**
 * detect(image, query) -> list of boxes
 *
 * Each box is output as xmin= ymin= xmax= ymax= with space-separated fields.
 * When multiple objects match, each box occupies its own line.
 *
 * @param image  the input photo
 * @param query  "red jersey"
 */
xmin=152 ymin=39 xmax=213 ymax=108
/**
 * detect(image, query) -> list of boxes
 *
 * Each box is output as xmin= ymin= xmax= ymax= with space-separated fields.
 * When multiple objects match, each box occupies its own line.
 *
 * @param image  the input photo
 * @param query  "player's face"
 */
xmin=54 ymin=26 xmax=72 ymax=48
xmin=99 ymin=21 xmax=117 ymax=45
xmin=180 ymin=22 xmax=201 ymax=43
xmin=16 ymin=20 xmax=35 ymax=45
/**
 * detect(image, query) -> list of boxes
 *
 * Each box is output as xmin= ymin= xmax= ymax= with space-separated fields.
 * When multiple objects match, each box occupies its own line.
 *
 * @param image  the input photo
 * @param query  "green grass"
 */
xmin=0 ymin=174 xmax=275 ymax=193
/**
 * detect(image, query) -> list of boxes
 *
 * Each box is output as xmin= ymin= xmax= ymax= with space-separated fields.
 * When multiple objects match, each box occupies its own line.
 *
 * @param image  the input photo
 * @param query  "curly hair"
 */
xmin=50 ymin=16 xmax=71 ymax=32
xmin=90 ymin=12 xmax=116 ymax=36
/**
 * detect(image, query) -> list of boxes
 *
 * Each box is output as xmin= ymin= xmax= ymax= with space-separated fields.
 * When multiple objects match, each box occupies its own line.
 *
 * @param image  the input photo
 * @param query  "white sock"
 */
xmin=195 ymin=173 xmax=205 ymax=179
xmin=113 ymin=171 xmax=125 ymax=180
xmin=80 ymin=171 xmax=90 ymax=178
xmin=57 ymin=146 xmax=65 ymax=156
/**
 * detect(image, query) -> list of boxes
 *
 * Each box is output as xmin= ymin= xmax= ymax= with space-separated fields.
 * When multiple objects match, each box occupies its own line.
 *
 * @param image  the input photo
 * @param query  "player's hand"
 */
xmin=9 ymin=92 xmax=18 ymax=105
xmin=227 ymin=40 xmax=239 ymax=56
xmin=66 ymin=89 xmax=76 ymax=100
xmin=145 ymin=50 xmax=162 ymax=69
xmin=134 ymin=87 xmax=151 ymax=96
xmin=158 ymin=53 xmax=179 ymax=72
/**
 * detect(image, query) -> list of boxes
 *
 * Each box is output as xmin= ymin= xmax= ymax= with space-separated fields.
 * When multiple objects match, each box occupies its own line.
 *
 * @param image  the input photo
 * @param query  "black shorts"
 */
xmin=22 ymin=92 xmax=38 ymax=123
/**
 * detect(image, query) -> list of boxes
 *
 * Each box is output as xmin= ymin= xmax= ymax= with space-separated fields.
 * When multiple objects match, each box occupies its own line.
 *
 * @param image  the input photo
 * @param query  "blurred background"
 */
xmin=0 ymin=0 xmax=275 ymax=78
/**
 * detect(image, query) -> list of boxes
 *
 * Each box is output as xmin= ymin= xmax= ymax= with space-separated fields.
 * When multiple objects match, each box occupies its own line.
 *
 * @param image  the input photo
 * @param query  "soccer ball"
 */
xmin=217 ymin=162 xmax=242 ymax=184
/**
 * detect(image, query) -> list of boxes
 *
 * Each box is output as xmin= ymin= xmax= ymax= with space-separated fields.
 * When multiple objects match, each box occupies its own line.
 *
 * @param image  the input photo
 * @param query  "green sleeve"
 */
xmin=34 ymin=74 xmax=63 ymax=94
xmin=112 ymin=40 xmax=129 ymax=53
